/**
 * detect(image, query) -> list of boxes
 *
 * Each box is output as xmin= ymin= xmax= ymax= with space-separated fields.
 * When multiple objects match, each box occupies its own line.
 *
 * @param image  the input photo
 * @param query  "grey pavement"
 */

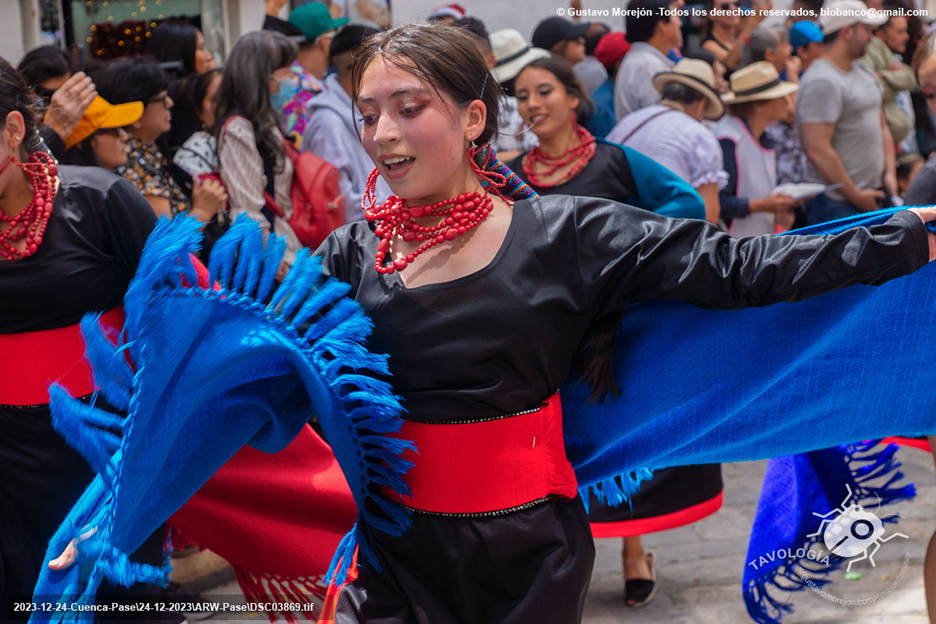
xmin=196 ymin=448 xmax=936 ymax=624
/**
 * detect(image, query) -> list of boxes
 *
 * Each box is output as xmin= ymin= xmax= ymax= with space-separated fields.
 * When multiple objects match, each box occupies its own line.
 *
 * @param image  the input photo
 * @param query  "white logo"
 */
xmin=807 ymin=484 xmax=908 ymax=573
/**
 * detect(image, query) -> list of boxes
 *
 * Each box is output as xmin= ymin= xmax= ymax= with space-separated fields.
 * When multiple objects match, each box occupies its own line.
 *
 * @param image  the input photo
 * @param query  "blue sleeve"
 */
xmin=615 ymin=143 xmax=706 ymax=220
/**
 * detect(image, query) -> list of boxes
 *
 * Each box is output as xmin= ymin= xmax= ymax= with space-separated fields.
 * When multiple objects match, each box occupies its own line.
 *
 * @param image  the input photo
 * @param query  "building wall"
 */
xmin=2 ymin=0 xmax=36 ymax=64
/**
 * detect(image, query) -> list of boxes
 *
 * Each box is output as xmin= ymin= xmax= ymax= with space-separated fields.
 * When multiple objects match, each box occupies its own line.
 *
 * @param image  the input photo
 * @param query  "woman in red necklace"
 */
xmin=508 ymin=55 xmax=723 ymax=608
xmin=0 ymin=57 xmax=160 ymax=613
xmin=301 ymin=23 xmax=936 ymax=624
xmin=507 ymin=56 xmax=712 ymax=222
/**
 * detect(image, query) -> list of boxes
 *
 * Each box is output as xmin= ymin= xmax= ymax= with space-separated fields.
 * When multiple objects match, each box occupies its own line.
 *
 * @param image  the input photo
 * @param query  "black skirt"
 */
xmin=0 ymin=403 xmax=96 ymax=602
xmin=336 ymin=496 xmax=596 ymax=624
xmin=1 ymin=403 xmax=168 ymax=621
xmin=588 ymin=464 xmax=724 ymax=535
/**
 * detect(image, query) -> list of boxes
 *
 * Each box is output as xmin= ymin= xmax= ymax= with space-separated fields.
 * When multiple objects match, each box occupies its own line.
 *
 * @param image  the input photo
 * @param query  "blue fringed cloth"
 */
xmin=33 ymin=204 xmax=936 ymax=623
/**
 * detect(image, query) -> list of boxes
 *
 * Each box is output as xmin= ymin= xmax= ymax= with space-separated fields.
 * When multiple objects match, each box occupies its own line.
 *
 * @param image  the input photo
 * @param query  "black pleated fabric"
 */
xmin=336 ymin=497 xmax=595 ymax=624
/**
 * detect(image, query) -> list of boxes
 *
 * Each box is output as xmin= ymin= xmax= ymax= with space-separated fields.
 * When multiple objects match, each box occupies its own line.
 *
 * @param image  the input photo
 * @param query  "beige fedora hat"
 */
xmin=490 ymin=28 xmax=551 ymax=84
xmin=721 ymin=61 xmax=798 ymax=104
xmin=652 ymin=58 xmax=725 ymax=120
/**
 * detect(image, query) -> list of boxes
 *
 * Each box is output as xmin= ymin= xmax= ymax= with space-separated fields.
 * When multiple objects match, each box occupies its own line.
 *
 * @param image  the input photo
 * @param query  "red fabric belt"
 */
xmin=382 ymin=393 xmax=579 ymax=515
xmin=0 ymin=306 xmax=125 ymax=406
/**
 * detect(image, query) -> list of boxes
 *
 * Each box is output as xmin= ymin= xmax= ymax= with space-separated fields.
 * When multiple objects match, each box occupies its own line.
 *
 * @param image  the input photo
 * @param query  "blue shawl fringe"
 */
xmin=32 ymin=215 xmax=414 ymax=620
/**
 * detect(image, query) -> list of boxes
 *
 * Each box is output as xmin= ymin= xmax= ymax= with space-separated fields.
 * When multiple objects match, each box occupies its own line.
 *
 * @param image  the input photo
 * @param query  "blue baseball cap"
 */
xmin=789 ymin=21 xmax=823 ymax=51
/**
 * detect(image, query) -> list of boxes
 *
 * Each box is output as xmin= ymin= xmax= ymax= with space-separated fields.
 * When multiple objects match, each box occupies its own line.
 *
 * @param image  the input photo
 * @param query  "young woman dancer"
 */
xmin=306 ymin=23 xmax=936 ymax=623
xmin=508 ymin=55 xmax=724 ymax=607
xmin=506 ymin=56 xmax=708 ymax=223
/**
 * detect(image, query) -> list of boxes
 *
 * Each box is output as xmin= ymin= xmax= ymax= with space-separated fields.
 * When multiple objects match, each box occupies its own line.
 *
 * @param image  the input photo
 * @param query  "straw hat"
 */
xmin=720 ymin=61 xmax=798 ymax=105
xmin=65 ymin=96 xmax=144 ymax=149
xmin=652 ymin=58 xmax=725 ymax=120
xmin=490 ymin=28 xmax=551 ymax=84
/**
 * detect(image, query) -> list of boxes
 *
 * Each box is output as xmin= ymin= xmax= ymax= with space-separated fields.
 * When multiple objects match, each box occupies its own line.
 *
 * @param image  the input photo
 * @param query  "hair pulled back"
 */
xmin=351 ymin=23 xmax=501 ymax=149
xmin=0 ymin=57 xmax=43 ymax=154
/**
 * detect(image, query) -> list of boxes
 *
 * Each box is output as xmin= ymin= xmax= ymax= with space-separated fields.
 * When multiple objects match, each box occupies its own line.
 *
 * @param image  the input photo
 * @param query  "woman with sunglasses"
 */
xmin=95 ymin=56 xmax=226 ymax=223
xmin=702 ymin=0 xmax=769 ymax=72
xmin=60 ymin=97 xmax=143 ymax=172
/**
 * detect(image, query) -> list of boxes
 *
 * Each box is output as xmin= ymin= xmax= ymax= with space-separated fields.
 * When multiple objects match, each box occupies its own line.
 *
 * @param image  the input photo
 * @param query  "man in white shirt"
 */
xmin=614 ymin=0 xmax=684 ymax=120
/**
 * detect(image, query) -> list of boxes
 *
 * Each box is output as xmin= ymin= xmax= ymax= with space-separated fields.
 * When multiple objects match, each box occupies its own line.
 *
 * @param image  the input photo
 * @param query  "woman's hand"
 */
xmin=191 ymin=177 xmax=229 ymax=222
xmin=750 ymin=193 xmax=801 ymax=214
xmin=48 ymin=539 xmax=78 ymax=571
xmin=908 ymin=206 xmax=936 ymax=262
xmin=44 ymin=72 xmax=97 ymax=142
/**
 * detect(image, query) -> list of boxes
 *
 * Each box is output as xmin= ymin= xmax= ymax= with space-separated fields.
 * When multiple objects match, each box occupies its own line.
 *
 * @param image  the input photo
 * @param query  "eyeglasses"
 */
xmin=718 ymin=2 xmax=738 ymax=9
xmin=94 ymin=127 xmax=123 ymax=137
xmin=147 ymin=93 xmax=171 ymax=108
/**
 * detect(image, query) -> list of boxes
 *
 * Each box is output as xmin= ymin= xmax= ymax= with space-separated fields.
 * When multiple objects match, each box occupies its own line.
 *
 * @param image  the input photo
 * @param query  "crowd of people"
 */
xmin=6 ymin=0 xmax=936 ymax=622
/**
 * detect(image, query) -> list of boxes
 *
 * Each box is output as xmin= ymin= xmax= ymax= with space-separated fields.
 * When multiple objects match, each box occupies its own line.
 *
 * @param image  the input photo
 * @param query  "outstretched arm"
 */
xmin=572 ymin=196 xmax=936 ymax=317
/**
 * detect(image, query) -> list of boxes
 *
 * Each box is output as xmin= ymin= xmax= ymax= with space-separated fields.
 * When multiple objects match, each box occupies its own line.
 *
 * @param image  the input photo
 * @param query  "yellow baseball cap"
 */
xmin=64 ymin=96 xmax=144 ymax=149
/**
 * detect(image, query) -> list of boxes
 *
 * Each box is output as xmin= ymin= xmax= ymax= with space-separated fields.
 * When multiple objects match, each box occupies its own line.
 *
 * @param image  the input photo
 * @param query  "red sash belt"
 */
xmin=382 ymin=393 xmax=578 ymax=515
xmin=0 ymin=306 xmax=125 ymax=406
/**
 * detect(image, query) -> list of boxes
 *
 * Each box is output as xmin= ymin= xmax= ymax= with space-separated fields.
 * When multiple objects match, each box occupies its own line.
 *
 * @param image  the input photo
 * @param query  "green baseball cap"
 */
xmin=288 ymin=2 xmax=349 ymax=42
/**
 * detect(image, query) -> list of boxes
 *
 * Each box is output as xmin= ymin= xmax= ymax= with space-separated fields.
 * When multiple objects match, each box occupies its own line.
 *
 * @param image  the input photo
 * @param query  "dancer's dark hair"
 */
xmin=351 ymin=23 xmax=501 ymax=150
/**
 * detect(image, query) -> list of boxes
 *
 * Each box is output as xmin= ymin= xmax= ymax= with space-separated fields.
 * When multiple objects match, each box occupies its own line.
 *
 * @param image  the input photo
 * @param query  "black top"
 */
xmin=316 ymin=195 xmax=928 ymax=423
xmin=506 ymin=141 xmax=638 ymax=203
xmin=0 ymin=165 xmax=156 ymax=334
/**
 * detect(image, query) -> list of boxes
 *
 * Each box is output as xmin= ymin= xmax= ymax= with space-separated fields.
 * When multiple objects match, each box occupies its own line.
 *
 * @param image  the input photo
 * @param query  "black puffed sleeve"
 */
xmin=313 ymin=222 xmax=370 ymax=295
xmin=567 ymin=196 xmax=929 ymax=317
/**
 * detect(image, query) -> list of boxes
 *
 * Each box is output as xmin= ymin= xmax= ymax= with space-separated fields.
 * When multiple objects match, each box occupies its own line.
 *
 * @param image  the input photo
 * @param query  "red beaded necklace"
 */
xmin=522 ymin=124 xmax=596 ymax=189
xmin=364 ymin=170 xmax=495 ymax=274
xmin=363 ymin=145 xmax=511 ymax=275
xmin=0 ymin=151 xmax=59 ymax=261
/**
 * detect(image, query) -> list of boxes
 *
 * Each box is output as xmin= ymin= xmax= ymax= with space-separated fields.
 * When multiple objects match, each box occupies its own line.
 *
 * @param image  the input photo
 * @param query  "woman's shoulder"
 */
xmin=57 ymin=165 xmax=156 ymax=224
xmin=219 ymin=115 xmax=256 ymax=141
xmin=593 ymin=139 xmax=634 ymax=166
xmin=59 ymin=164 xmax=129 ymax=195
xmin=520 ymin=192 xmax=645 ymax=225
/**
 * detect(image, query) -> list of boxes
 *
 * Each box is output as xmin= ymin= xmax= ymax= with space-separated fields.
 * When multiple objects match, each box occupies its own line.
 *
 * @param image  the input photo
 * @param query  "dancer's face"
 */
xmin=357 ymin=56 xmax=486 ymax=205
xmin=515 ymin=66 xmax=579 ymax=143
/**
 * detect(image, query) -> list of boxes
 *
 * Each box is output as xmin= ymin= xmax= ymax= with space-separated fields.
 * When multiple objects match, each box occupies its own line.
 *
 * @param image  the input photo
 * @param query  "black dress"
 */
xmin=315 ymin=194 xmax=927 ymax=624
xmin=510 ymin=140 xmax=724 ymax=537
xmin=0 ymin=166 xmax=156 ymax=611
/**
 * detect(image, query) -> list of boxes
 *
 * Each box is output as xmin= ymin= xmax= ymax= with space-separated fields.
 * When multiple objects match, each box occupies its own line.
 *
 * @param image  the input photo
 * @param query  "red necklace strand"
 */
xmin=521 ymin=124 xmax=596 ymax=189
xmin=0 ymin=151 xmax=59 ymax=261
xmin=364 ymin=169 xmax=494 ymax=274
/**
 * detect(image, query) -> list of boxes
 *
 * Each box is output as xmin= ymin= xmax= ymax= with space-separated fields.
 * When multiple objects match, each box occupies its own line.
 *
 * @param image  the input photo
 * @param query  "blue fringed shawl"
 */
xmin=34 ymin=201 xmax=936 ymax=623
